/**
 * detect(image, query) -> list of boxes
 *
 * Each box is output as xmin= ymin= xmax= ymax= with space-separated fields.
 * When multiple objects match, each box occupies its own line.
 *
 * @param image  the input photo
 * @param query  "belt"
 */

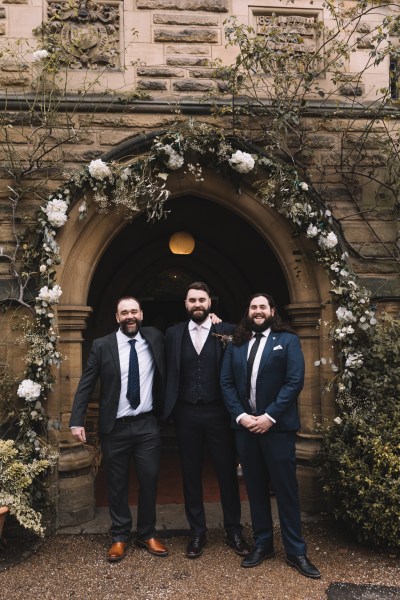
xmin=115 ymin=411 xmax=153 ymax=423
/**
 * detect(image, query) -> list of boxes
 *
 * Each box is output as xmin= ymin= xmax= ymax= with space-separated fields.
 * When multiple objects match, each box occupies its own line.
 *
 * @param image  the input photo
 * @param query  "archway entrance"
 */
xmin=85 ymin=195 xmax=290 ymax=507
xmin=56 ymin=167 xmax=333 ymax=526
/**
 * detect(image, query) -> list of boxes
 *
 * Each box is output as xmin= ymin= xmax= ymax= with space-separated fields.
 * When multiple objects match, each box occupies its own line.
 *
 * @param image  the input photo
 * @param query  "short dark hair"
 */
xmin=185 ymin=281 xmax=211 ymax=298
xmin=115 ymin=296 xmax=142 ymax=313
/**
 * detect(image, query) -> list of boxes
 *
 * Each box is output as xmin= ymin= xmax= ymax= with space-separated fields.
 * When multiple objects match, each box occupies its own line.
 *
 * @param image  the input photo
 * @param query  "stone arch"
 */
xmin=54 ymin=148 xmax=335 ymax=526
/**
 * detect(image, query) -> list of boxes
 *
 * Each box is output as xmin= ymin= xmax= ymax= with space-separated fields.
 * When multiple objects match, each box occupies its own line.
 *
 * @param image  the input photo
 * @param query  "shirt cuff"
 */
xmin=236 ymin=412 xmax=247 ymax=424
xmin=265 ymin=413 xmax=276 ymax=423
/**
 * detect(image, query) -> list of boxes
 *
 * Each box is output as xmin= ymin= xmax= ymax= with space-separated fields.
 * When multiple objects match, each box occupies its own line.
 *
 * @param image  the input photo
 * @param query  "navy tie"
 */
xmin=246 ymin=333 xmax=263 ymax=401
xmin=126 ymin=338 xmax=140 ymax=409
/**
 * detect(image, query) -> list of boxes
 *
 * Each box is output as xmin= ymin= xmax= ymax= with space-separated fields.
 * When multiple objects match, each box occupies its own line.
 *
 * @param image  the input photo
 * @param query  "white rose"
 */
xmin=306 ymin=224 xmax=319 ymax=238
xmin=228 ymin=150 xmax=255 ymax=174
xmin=43 ymin=199 xmax=68 ymax=228
xmin=88 ymin=159 xmax=111 ymax=181
xmin=299 ymin=182 xmax=309 ymax=191
xmin=17 ymin=379 xmax=42 ymax=400
xmin=33 ymin=49 xmax=49 ymax=61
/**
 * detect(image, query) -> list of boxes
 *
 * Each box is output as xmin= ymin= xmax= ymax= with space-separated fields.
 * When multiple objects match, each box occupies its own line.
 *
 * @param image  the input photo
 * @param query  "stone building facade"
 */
xmin=0 ymin=0 xmax=399 ymax=528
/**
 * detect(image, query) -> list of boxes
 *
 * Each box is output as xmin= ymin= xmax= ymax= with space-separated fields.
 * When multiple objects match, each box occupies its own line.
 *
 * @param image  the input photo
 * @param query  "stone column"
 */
xmin=286 ymin=303 xmax=325 ymax=513
xmin=56 ymin=305 xmax=95 ymax=527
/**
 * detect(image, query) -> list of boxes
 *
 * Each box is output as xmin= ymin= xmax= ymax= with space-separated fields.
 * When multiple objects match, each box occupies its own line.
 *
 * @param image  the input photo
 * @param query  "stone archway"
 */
xmin=53 ymin=167 xmax=335 ymax=526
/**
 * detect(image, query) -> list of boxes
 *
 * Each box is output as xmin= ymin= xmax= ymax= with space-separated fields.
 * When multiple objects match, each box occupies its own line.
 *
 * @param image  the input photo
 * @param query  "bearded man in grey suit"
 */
xmin=70 ymin=296 xmax=168 ymax=562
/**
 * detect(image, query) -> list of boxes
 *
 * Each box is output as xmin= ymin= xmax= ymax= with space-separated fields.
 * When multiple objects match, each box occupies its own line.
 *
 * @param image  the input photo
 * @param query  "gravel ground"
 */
xmin=0 ymin=522 xmax=398 ymax=600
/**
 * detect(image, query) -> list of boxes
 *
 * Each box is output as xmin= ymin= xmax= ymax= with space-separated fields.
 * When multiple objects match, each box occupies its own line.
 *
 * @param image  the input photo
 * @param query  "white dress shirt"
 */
xmin=236 ymin=329 xmax=276 ymax=425
xmin=188 ymin=318 xmax=212 ymax=353
xmin=116 ymin=328 xmax=155 ymax=417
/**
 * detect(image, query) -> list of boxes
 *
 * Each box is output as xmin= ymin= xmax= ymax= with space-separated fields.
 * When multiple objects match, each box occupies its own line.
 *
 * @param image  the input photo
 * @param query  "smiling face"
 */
xmin=185 ymin=288 xmax=211 ymax=324
xmin=116 ymin=298 xmax=143 ymax=337
xmin=248 ymin=295 xmax=275 ymax=331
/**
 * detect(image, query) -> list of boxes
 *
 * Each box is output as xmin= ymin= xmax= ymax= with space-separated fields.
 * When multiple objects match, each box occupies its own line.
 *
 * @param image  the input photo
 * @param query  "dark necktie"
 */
xmin=246 ymin=333 xmax=263 ymax=401
xmin=126 ymin=338 xmax=140 ymax=409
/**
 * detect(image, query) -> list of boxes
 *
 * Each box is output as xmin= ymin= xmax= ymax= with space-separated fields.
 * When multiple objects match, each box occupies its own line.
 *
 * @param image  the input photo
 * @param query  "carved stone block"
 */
xmin=155 ymin=28 xmax=218 ymax=43
xmin=137 ymin=0 xmax=228 ymax=11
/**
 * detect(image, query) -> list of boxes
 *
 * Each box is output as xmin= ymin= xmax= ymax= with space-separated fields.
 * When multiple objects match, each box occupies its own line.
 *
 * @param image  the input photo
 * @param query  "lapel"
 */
xmin=258 ymin=331 xmax=279 ymax=374
xmin=239 ymin=340 xmax=249 ymax=380
xmin=175 ymin=322 xmax=188 ymax=371
xmin=108 ymin=332 xmax=121 ymax=378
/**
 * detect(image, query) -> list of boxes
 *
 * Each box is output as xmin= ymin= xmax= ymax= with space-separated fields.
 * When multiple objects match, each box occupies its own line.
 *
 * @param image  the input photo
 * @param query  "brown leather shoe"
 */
xmin=136 ymin=537 xmax=168 ymax=557
xmin=107 ymin=541 xmax=128 ymax=562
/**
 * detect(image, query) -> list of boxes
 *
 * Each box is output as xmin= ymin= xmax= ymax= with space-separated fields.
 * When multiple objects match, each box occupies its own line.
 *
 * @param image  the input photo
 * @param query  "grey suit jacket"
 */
xmin=70 ymin=327 xmax=165 ymax=434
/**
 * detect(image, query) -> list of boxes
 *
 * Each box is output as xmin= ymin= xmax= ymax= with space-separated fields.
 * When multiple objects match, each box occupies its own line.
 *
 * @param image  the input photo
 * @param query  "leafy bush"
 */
xmin=316 ymin=315 xmax=400 ymax=551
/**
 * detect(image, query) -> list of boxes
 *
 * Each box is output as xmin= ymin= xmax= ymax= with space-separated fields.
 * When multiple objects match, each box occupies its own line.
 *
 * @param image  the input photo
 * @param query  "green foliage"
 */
xmin=316 ymin=315 xmax=400 ymax=550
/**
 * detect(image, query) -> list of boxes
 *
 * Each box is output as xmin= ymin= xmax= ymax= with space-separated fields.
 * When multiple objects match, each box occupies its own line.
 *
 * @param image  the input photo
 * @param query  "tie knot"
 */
xmin=128 ymin=338 xmax=137 ymax=346
xmin=254 ymin=333 xmax=263 ymax=340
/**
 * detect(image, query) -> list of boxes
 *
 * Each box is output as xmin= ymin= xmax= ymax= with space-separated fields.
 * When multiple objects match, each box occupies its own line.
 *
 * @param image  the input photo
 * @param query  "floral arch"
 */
xmin=13 ymin=120 xmax=377 ymax=529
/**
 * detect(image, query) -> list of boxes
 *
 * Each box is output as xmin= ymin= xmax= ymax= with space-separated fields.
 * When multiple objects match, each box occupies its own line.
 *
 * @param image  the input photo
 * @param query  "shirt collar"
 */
xmin=117 ymin=328 xmax=143 ymax=343
xmin=189 ymin=318 xmax=212 ymax=332
xmin=251 ymin=328 xmax=271 ymax=338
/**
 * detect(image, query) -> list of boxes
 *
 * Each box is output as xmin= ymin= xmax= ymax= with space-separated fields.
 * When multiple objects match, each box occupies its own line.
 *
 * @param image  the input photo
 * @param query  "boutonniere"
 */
xmin=212 ymin=333 xmax=233 ymax=348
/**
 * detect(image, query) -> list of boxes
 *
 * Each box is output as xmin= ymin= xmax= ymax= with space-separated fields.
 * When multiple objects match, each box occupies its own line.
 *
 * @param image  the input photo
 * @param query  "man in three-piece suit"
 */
xmin=164 ymin=282 xmax=250 ymax=559
xmin=220 ymin=293 xmax=320 ymax=579
xmin=70 ymin=296 xmax=168 ymax=562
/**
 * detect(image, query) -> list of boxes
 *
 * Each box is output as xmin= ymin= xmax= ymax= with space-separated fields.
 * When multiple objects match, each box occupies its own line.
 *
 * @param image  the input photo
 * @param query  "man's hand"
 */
xmin=209 ymin=313 xmax=222 ymax=324
xmin=71 ymin=426 xmax=87 ymax=443
xmin=248 ymin=414 xmax=274 ymax=434
xmin=239 ymin=414 xmax=258 ymax=430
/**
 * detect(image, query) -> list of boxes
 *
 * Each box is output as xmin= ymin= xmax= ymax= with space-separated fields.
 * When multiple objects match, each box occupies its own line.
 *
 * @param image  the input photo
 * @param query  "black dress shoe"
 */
xmin=286 ymin=554 xmax=321 ymax=579
xmin=226 ymin=532 xmax=252 ymax=556
xmin=241 ymin=545 xmax=276 ymax=568
xmin=186 ymin=534 xmax=206 ymax=558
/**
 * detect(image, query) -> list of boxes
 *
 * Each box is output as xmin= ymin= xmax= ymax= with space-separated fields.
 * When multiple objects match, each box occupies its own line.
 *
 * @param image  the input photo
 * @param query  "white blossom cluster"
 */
xmin=228 ymin=150 xmax=255 ymax=174
xmin=32 ymin=49 xmax=48 ymax=61
xmin=162 ymin=145 xmax=185 ymax=170
xmin=43 ymin=198 xmax=68 ymax=228
xmin=88 ymin=159 xmax=111 ymax=180
xmin=17 ymin=379 xmax=42 ymax=401
xmin=318 ymin=231 xmax=338 ymax=250
xmin=345 ymin=353 xmax=364 ymax=369
xmin=36 ymin=284 xmax=62 ymax=305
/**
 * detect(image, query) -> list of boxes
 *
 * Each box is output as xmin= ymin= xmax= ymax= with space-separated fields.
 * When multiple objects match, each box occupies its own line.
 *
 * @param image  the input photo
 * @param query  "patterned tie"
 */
xmin=194 ymin=325 xmax=203 ymax=354
xmin=126 ymin=338 xmax=140 ymax=409
xmin=246 ymin=333 xmax=263 ymax=402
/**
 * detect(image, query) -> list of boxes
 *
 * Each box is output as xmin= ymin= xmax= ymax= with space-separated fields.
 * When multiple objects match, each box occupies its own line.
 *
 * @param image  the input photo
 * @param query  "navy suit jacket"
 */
xmin=163 ymin=321 xmax=235 ymax=420
xmin=70 ymin=327 xmax=165 ymax=435
xmin=220 ymin=331 xmax=304 ymax=432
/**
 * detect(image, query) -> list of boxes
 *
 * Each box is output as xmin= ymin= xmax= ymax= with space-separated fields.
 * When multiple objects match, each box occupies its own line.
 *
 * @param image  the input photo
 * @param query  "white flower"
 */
xmin=17 ymin=379 xmax=42 ymax=400
xmin=39 ymin=265 xmax=47 ymax=273
xmin=32 ymin=49 xmax=49 ymax=61
xmin=306 ymin=224 xmax=319 ymax=238
xmin=331 ymin=363 xmax=339 ymax=372
xmin=78 ymin=201 xmax=87 ymax=214
xmin=318 ymin=231 xmax=338 ymax=249
xmin=299 ymin=182 xmax=309 ymax=191
xmin=162 ymin=145 xmax=184 ymax=170
xmin=157 ymin=172 xmax=169 ymax=180
xmin=333 ymin=416 xmax=342 ymax=425
xmin=37 ymin=285 xmax=62 ymax=304
xmin=88 ymin=159 xmax=111 ymax=181
xmin=336 ymin=306 xmax=356 ymax=322
xmin=43 ymin=199 xmax=68 ymax=228
xmin=229 ymin=150 xmax=255 ymax=174
xmin=345 ymin=353 xmax=363 ymax=369
xmin=314 ymin=357 xmax=327 ymax=366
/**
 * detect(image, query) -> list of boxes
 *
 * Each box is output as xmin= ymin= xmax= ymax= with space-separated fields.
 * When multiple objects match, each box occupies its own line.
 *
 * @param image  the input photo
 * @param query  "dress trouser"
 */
xmin=235 ymin=428 xmax=306 ymax=556
xmin=173 ymin=401 xmax=242 ymax=536
xmin=100 ymin=414 xmax=160 ymax=542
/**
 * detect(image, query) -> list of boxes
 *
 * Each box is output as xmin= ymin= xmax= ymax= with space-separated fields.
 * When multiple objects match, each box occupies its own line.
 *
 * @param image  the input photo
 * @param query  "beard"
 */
xmin=119 ymin=318 xmax=142 ymax=337
xmin=245 ymin=315 xmax=274 ymax=333
xmin=187 ymin=305 xmax=211 ymax=324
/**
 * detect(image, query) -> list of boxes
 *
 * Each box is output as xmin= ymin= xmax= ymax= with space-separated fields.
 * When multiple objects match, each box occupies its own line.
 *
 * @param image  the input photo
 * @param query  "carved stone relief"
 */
xmin=46 ymin=0 xmax=120 ymax=69
xmin=256 ymin=14 xmax=318 ymax=55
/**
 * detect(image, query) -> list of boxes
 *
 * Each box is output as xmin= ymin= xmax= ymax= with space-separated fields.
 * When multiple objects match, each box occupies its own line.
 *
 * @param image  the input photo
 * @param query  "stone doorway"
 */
xmin=54 ymin=168 xmax=334 ymax=527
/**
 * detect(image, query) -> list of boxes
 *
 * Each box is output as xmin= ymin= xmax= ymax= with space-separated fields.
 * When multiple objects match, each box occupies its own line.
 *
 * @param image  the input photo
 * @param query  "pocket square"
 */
xmin=273 ymin=345 xmax=283 ymax=351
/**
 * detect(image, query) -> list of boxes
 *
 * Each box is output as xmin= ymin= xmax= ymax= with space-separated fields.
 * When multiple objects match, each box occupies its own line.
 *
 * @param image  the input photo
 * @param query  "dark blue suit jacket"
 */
xmin=163 ymin=321 xmax=235 ymax=420
xmin=220 ymin=331 xmax=304 ymax=432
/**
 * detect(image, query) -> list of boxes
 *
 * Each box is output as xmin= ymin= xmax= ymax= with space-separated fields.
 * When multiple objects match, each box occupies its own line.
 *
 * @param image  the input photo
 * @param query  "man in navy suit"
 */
xmin=70 ymin=297 xmax=168 ymax=562
xmin=164 ymin=282 xmax=250 ymax=559
xmin=220 ymin=293 xmax=320 ymax=579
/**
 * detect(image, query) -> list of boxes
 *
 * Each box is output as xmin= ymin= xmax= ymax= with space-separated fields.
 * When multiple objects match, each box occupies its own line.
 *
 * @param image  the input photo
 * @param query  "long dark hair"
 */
xmin=232 ymin=292 xmax=297 ymax=345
